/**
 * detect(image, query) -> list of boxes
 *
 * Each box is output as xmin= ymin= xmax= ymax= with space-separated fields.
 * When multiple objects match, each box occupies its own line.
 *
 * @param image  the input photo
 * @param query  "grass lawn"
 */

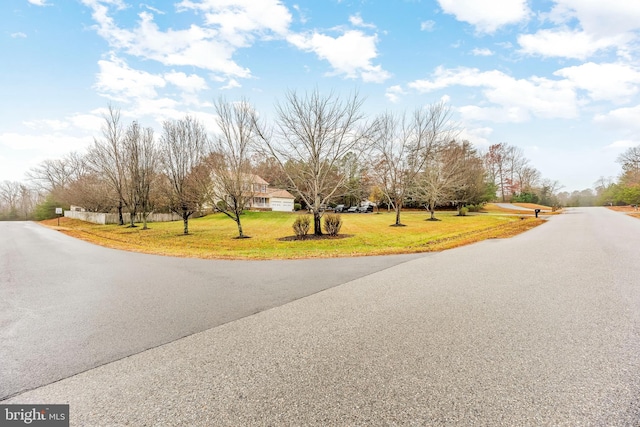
xmin=42 ymin=211 xmax=544 ymax=260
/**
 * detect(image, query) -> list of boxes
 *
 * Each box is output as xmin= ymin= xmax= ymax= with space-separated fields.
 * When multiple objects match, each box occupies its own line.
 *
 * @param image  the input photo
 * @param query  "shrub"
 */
xmin=459 ymin=207 xmax=469 ymax=216
xmin=323 ymin=213 xmax=342 ymax=236
xmin=292 ymin=215 xmax=310 ymax=238
xmin=294 ymin=203 xmax=301 ymax=211
xmin=467 ymin=204 xmax=482 ymax=212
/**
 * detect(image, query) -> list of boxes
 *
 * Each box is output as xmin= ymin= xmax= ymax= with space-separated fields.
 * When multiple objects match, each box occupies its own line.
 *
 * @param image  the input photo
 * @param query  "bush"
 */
xmin=458 ymin=207 xmax=469 ymax=216
xmin=323 ymin=213 xmax=342 ymax=236
xmin=292 ymin=215 xmax=310 ymax=238
xmin=466 ymin=204 xmax=482 ymax=212
xmin=294 ymin=203 xmax=302 ymax=211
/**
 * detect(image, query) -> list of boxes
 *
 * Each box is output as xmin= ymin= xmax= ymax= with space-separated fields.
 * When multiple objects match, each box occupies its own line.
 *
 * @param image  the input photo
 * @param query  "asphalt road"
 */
xmin=0 ymin=221 xmax=423 ymax=400
xmin=4 ymin=208 xmax=640 ymax=426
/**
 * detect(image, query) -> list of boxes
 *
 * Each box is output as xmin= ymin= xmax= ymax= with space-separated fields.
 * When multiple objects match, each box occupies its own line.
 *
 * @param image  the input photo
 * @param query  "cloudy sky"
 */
xmin=2 ymin=0 xmax=640 ymax=192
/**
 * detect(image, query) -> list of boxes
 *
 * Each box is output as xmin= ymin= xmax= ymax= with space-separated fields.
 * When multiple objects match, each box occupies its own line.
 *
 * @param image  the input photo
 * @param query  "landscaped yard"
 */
xmin=42 ymin=210 xmax=545 ymax=260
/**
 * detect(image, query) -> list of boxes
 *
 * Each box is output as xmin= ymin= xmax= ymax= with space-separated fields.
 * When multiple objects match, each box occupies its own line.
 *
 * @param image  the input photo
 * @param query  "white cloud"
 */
xmin=220 ymin=79 xmax=241 ymax=90
xmin=554 ymin=62 xmax=640 ymax=103
xmin=177 ymin=0 xmax=292 ymax=44
xmin=420 ymin=20 xmax=435 ymax=32
xmin=11 ymin=32 xmax=27 ymax=38
xmin=385 ymin=85 xmax=406 ymax=103
xmin=349 ymin=14 xmax=376 ymax=29
xmin=595 ymin=105 xmax=640 ymax=132
xmin=408 ymin=67 xmax=578 ymax=122
xmin=95 ymin=54 xmax=166 ymax=101
xmin=605 ymin=140 xmax=639 ymax=149
xmin=81 ymin=0 xmax=293 ymax=80
xmin=519 ymin=1 xmax=640 ymax=60
xmin=437 ymin=0 xmax=530 ymax=33
xmin=27 ymin=0 xmax=51 ymax=6
xmin=288 ymin=30 xmax=390 ymax=83
xmin=518 ymin=29 xmax=630 ymax=60
xmin=164 ymin=71 xmax=208 ymax=93
xmin=471 ymin=48 xmax=493 ymax=56
xmin=547 ymin=0 xmax=640 ymax=37
xmin=458 ymin=126 xmax=493 ymax=147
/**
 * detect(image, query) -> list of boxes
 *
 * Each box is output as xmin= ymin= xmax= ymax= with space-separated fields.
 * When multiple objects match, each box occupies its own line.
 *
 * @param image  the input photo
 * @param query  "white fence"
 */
xmin=65 ymin=210 xmax=181 ymax=225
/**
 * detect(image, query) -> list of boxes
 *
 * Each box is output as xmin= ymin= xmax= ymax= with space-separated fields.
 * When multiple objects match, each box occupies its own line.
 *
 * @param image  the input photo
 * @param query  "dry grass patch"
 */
xmin=41 ymin=211 xmax=544 ymax=260
xmin=607 ymin=205 xmax=640 ymax=219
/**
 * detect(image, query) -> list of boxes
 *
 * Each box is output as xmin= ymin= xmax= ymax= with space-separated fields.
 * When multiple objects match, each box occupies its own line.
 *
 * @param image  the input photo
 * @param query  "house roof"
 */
xmin=267 ymin=188 xmax=295 ymax=199
xmin=251 ymin=174 xmax=269 ymax=185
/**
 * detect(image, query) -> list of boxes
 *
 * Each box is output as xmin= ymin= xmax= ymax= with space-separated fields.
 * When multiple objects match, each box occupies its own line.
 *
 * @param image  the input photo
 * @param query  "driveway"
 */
xmin=4 ymin=208 xmax=640 ymax=425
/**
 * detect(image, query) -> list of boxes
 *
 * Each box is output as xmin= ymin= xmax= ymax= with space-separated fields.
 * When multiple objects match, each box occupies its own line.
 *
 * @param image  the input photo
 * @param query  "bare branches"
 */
xmin=369 ymin=102 xmax=454 ymax=225
xmin=87 ymin=105 xmax=127 ymax=224
xmin=208 ymin=98 xmax=257 ymax=238
xmin=158 ymin=115 xmax=209 ymax=234
xmin=254 ymin=89 xmax=370 ymax=235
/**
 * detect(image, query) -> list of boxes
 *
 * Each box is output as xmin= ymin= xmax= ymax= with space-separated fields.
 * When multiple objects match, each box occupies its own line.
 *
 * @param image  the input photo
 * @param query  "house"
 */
xmin=245 ymin=175 xmax=295 ymax=212
xmin=212 ymin=174 xmax=295 ymax=212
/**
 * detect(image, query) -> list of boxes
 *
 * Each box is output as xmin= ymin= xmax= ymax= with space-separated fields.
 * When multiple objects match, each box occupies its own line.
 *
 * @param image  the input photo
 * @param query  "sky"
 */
xmin=2 ymin=0 xmax=640 ymax=192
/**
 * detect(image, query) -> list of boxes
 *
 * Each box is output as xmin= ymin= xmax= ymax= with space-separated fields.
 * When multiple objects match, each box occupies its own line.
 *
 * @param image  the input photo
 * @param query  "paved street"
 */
xmin=0 ymin=221 xmax=423 ymax=400
xmin=3 ymin=208 xmax=640 ymax=425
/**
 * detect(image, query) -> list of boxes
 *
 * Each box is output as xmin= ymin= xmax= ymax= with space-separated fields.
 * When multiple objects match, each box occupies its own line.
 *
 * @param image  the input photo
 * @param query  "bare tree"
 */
xmin=484 ymin=143 xmax=508 ymax=202
xmin=484 ymin=143 xmax=535 ymax=201
xmin=27 ymin=152 xmax=88 ymax=201
xmin=369 ymin=111 xmax=422 ymax=226
xmin=416 ymin=140 xmax=465 ymax=221
xmin=254 ymin=89 xmax=369 ymax=235
xmin=64 ymin=172 xmax=115 ymax=212
xmin=122 ymin=122 xmax=158 ymax=229
xmin=0 ymin=180 xmax=22 ymax=219
xmin=207 ymin=98 xmax=256 ymax=238
xmin=369 ymin=102 xmax=452 ymax=226
xmin=87 ymin=106 xmax=127 ymax=225
xmin=338 ymin=151 xmax=371 ymax=208
xmin=159 ymin=115 xmax=209 ymax=235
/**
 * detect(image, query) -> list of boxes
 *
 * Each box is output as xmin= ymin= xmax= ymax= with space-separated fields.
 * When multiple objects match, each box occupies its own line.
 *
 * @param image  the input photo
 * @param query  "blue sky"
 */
xmin=2 ymin=0 xmax=640 ymax=192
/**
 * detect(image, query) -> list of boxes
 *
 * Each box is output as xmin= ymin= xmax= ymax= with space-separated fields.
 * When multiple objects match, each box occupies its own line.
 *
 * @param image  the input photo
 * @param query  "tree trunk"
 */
xmin=430 ymin=202 xmax=436 ymax=220
xmin=129 ymin=209 xmax=136 ymax=227
xmin=313 ymin=211 xmax=322 ymax=235
xmin=142 ymin=213 xmax=148 ymax=230
xmin=236 ymin=211 xmax=244 ymax=238
xmin=182 ymin=212 xmax=189 ymax=235
xmin=118 ymin=200 xmax=124 ymax=226
xmin=394 ymin=198 xmax=402 ymax=226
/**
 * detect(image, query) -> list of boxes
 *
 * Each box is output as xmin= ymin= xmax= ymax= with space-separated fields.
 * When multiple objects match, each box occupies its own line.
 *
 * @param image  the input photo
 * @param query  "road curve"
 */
xmin=4 ymin=208 xmax=640 ymax=425
xmin=0 ymin=221 xmax=423 ymax=400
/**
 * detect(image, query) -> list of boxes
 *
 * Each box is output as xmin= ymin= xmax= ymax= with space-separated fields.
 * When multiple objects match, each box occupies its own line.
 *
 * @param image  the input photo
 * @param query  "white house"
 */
xmin=245 ymin=176 xmax=295 ymax=212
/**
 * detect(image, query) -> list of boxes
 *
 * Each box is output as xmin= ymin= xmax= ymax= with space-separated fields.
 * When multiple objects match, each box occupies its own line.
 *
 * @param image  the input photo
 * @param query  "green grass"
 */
xmin=44 ymin=210 xmax=544 ymax=260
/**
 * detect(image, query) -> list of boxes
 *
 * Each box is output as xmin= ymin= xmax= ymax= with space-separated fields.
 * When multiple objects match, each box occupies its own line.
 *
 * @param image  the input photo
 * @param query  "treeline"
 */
xmin=1 ymin=90 xmax=560 ymax=234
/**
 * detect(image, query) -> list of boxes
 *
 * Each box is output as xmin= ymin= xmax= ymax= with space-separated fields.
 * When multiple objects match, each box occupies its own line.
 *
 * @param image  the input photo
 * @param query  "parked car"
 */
xmin=358 ymin=205 xmax=373 ymax=213
xmin=347 ymin=206 xmax=359 ymax=213
xmin=334 ymin=204 xmax=345 ymax=213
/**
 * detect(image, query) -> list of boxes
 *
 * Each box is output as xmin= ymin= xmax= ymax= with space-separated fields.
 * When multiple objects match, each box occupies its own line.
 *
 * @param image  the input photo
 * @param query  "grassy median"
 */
xmin=41 ymin=210 xmax=545 ymax=260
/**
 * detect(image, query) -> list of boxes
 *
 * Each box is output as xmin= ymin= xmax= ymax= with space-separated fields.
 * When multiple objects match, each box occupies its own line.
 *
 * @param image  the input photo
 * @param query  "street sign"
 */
xmin=55 ymin=208 xmax=63 ymax=215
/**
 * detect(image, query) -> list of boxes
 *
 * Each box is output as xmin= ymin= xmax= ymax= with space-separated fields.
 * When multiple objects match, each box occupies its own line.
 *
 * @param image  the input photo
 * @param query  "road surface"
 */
xmin=3 ymin=208 xmax=640 ymax=425
xmin=0 ymin=221 xmax=423 ymax=400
